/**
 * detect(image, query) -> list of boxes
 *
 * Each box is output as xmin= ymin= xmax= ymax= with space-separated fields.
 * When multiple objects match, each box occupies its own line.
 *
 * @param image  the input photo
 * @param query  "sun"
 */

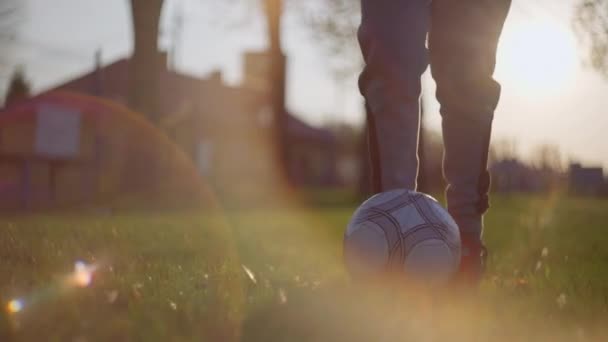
xmin=495 ymin=19 xmax=578 ymax=95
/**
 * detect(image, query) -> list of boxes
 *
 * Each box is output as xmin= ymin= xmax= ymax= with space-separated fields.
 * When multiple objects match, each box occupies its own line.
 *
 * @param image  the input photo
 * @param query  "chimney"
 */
xmin=93 ymin=49 xmax=103 ymax=96
xmin=264 ymin=0 xmax=289 ymax=179
xmin=265 ymin=0 xmax=283 ymax=52
xmin=158 ymin=51 xmax=169 ymax=72
xmin=208 ymin=71 xmax=223 ymax=84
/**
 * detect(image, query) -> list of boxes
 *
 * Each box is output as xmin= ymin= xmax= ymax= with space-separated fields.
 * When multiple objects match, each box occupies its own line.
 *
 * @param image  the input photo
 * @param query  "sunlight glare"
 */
xmin=496 ymin=19 xmax=578 ymax=95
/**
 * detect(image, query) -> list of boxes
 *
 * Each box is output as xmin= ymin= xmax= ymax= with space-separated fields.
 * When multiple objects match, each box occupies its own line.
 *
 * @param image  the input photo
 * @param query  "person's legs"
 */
xmin=429 ymin=0 xmax=511 ymax=281
xmin=358 ymin=0 xmax=431 ymax=193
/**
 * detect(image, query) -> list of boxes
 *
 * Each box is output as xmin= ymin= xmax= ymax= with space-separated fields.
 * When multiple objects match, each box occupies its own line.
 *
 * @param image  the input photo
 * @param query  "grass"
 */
xmin=1 ymin=192 xmax=608 ymax=341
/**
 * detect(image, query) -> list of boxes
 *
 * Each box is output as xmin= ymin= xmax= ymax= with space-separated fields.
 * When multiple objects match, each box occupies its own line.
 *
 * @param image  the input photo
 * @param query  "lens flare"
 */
xmin=7 ymin=299 xmax=24 ymax=313
xmin=70 ymin=261 xmax=97 ymax=288
xmin=241 ymin=265 xmax=257 ymax=284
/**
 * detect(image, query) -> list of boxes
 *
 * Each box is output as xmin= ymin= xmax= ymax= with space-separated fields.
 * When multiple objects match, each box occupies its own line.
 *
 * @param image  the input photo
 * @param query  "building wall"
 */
xmin=569 ymin=164 xmax=604 ymax=196
xmin=0 ymin=93 xmax=206 ymax=209
xmin=0 ymin=109 xmax=98 ymax=208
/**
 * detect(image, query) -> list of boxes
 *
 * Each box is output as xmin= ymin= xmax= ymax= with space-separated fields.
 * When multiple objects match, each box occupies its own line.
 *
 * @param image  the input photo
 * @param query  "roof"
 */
xmin=55 ymin=59 xmax=130 ymax=101
xmin=45 ymin=56 xmax=334 ymax=144
xmin=286 ymin=114 xmax=334 ymax=144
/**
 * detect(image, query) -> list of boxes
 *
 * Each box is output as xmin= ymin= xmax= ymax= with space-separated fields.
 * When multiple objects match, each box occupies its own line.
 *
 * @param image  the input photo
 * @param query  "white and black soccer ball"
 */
xmin=344 ymin=189 xmax=461 ymax=285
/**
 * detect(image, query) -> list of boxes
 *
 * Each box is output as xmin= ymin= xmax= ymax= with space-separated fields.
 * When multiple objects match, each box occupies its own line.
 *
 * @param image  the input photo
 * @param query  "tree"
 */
xmin=489 ymin=138 xmax=519 ymax=163
xmin=0 ymin=0 xmax=24 ymax=100
xmin=263 ymin=0 xmax=290 ymax=177
xmin=574 ymin=1 xmax=608 ymax=77
xmin=296 ymin=0 xmax=362 ymax=82
xmin=294 ymin=1 xmax=375 ymax=195
xmin=3 ymin=67 xmax=30 ymax=106
xmin=530 ymin=143 xmax=563 ymax=172
xmin=129 ymin=0 xmax=164 ymax=123
xmin=529 ymin=143 xmax=565 ymax=191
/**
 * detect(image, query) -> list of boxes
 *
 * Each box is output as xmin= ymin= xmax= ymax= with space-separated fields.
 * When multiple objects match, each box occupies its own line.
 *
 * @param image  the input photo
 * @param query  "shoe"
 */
xmin=455 ymin=234 xmax=488 ymax=287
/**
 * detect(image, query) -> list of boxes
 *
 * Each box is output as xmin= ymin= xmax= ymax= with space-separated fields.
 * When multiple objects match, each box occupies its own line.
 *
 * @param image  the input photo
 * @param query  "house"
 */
xmin=0 ymin=92 xmax=204 ymax=209
xmin=50 ymin=50 xmax=337 ymax=190
xmin=0 ymin=48 xmax=337 ymax=208
xmin=490 ymin=158 xmax=546 ymax=193
xmin=569 ymin=163 xmax=604 ymax=196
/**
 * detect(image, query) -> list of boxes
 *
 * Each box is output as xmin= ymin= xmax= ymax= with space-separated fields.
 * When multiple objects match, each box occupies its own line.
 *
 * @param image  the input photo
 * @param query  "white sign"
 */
xmin=196 ymin=139 xmax=214 ymax=176
xmin=35 ymin=104 xmax=82 ymax=159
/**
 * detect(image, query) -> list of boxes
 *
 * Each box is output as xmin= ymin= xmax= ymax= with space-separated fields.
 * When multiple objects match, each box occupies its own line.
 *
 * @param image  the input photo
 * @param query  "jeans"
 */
xmin=359 ymin=0 xmax=511 ymax=237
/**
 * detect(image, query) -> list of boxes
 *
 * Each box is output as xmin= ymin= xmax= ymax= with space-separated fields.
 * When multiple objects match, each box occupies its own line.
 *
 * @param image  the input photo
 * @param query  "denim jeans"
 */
xmin=359 ymin=0 xmax=511 ymax=237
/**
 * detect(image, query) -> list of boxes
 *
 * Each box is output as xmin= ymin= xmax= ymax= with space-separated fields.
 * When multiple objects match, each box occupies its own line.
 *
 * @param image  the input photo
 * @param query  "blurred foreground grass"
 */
xmin=1 ymin=193 xmax=608 ymax=341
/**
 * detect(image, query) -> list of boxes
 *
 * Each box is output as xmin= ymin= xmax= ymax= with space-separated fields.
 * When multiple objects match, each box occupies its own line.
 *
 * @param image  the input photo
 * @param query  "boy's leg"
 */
xmin=358 ymin=0 xmax=431 ymax=193
xmin=429 ymin=0 xmax=511 ymax=281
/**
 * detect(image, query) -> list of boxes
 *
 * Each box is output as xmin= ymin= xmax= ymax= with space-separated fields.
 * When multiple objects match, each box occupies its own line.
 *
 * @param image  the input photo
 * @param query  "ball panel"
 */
xmin=344 ymin=221 xmax=390 ymax=276
xmin=429 ymin=200 xmax=459 ymax=230
xmin=366 ymin=212 xmax=401 ymax=251
xmin=404 ymin=239 xmax=458 ymax=285
xmin=410 ymin=194 xmax=440 ymax=226
xmin=418 ymin=192 xmax=439 ymax=203
xmin=359 ymin=189 xmax=407 ymax=212
xmin=344 ymin=189 xmax=462 ymax=284
xmin=373 ymin=190 xmax=417 ymax=213
xmin=410 ymin=194 xmax=461 ymax=254
xmin=413 ymin=193 xmax=459 ymax=231
xmin=364 ymin=212 xmax=405 ymax=268
xmin=390 ymin=204 xmax=425 ymax=233
xmin=402 ymin=224 xmax=445 ymax=254
xmin=347 ymin=189 xmax=408 ymax=231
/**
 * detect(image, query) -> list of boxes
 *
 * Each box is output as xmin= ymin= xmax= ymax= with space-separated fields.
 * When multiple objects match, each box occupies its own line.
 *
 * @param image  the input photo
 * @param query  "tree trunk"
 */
xmin=264 ymin=0 xmax=289 ymax=180
xmin=129 ymin=0 xmax=163 ymax=124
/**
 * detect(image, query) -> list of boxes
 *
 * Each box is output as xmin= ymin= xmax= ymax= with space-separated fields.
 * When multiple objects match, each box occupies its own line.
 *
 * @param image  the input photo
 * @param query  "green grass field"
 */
xmin=1 ymin=193 xmax=608 ymax=341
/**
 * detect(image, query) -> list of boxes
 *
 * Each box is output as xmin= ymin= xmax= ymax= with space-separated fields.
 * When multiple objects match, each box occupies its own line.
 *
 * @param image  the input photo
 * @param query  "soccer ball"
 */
xmin=344 ymin=189 xmax=461 ymax=285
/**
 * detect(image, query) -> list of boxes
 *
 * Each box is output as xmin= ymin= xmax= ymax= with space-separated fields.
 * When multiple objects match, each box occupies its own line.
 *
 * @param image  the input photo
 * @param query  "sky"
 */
xmin=3 ymin=0 xmax=608 ymax=169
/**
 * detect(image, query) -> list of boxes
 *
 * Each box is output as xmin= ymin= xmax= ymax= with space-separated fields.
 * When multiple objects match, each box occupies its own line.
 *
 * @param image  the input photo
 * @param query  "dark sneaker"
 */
xmin=454 ymin=235 xmax=488 ymax=287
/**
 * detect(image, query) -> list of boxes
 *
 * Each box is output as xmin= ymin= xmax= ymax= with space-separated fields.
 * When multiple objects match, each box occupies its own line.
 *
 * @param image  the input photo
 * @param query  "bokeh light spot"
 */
xmin=71 ymin=260 xmax=96 ymax=288
xmin=7 ymin=299 xmax=24 ymax=313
